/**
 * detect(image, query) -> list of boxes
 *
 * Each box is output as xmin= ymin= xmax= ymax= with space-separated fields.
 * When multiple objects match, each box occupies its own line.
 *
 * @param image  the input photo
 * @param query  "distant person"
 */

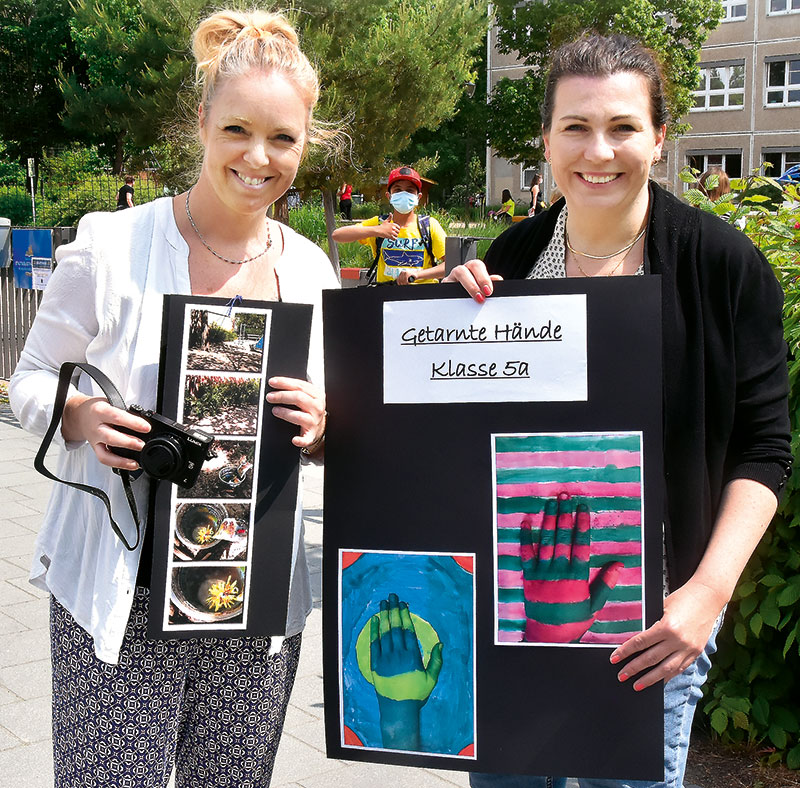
xmin=332 ymin=165 xmax=446 ymax=285
xmin=699 ymin=166 xmax=731 ymax=201
xmin=337 ymin=182 xmax=353 ymax=220
xmin=528 ymin=173 xmax=546 ymax=217
xmin=489 ymin=189 xmax=515 ymax=223
xmin=116 ymin=175 xmax=135 ymax=210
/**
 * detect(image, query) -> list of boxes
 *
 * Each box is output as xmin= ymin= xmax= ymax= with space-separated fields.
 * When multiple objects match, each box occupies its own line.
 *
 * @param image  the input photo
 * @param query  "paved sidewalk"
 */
xmin=0 ymin=403 xmax=483 ymax=788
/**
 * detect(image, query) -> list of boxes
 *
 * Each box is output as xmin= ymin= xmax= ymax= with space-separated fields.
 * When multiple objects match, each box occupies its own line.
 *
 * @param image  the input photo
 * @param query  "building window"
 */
xmin=766 ymin=58 xmax=800 ymax=105
xmin=768 ymin=0 xmax=800 ymax=14
xmin=721 ymin=0 xmax=747 ymax=20
xmin=520 ymin=167 xmax=539 ymax=190
xmin=763 ymin=150 xmax=800 ymax=176
xmin=693 ymin=63 xmax=745 ymax=110
xmin=688 ymin=152 xmax=742 ymax=179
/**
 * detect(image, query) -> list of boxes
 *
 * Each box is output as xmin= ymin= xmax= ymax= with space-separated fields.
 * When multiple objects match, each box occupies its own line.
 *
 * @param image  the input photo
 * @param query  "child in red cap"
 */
xmin=332 ymin=166 xmax=447 ymax=284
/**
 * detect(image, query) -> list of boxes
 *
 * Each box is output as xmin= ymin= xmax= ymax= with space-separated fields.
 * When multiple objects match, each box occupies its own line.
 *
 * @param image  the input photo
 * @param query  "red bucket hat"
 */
xmin=387 ymin=165 xmax=422 ymax=190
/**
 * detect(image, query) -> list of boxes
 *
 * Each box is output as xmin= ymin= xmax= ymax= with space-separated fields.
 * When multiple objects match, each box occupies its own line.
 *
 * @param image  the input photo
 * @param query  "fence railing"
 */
xmin=0 ymin=267 xmax=42 ymax=379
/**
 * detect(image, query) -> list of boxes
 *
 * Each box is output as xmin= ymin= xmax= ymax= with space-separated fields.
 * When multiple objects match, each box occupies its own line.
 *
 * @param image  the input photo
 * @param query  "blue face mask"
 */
xmin=389 ymin=191 xmax=419 ymax=214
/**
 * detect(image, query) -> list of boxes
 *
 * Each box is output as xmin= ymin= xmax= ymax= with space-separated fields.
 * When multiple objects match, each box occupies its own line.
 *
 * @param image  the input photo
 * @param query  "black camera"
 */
xmin=113 ymin=405 xmax=215 ymax=487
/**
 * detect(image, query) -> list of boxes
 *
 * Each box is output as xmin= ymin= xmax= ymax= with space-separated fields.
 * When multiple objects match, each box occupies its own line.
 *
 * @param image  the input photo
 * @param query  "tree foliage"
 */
xmin=489 ymin=0 xmax=723 ymax=166
xmin=62 ymin=0 xmax=207 ymax=173
xmin=686 ymin=168 xmax=800 ymax=769
xmin=292 ymin=0 xmax=489 ymax=190
xmin=0 ymin=0 xmax=83 ymax=161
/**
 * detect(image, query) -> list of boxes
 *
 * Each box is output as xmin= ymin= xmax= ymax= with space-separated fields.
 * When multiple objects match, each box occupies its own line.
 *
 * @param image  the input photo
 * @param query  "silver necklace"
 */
xmin=185 ymin=188 xmax=272 ymax=265
xmin=565 ymin=223 xmax=646 ymax=260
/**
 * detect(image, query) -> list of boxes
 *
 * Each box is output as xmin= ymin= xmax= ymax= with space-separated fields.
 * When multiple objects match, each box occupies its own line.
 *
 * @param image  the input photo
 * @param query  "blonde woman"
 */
xmin=10 ymin=9 xmax=337 ymax=786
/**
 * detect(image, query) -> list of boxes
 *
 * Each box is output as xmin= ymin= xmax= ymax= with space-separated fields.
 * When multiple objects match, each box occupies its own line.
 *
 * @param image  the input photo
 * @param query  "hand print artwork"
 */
xmin=493 ymin=432 xmax=645 ymax=646
xmin=339 ymin=551 xmax=476 ymax=758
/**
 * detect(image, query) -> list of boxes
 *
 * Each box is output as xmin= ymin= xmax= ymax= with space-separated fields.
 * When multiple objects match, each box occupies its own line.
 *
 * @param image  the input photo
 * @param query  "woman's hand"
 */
xmin=442 ymin=259 xmax=503 ymax=303
xmin=609 ymin=578 xmax=726 ymax=691
xmin=266 ymin=377 xmax=326 ymax=452
xmin=62 ymin=393 xmax=151 ymax=471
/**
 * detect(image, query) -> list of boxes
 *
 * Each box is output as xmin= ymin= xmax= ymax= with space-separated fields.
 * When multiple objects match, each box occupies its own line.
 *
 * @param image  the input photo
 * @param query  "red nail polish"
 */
xmin=618 ymin=673 xmax=628 ymax=682
xmin=483 ymin=285 xmax=492 ymax=295
xmin=634 ymin=683 xmax=644 ymax=692
xmin=475 ymin=293 xmax=485 ymax=304
xmin=610 ymin=654 xmax=620 ymax=664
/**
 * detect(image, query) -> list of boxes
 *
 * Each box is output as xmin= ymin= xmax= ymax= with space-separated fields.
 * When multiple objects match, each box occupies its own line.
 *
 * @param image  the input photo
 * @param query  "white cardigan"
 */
xmin=10 ymin=197 xmax=339 ymax=663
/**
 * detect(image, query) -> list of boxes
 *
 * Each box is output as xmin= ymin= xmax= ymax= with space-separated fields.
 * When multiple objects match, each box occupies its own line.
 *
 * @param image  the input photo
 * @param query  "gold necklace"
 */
xmin=565 ymin=224 xmax=647 ymax=260
xmin=571 ymin=250 xmax=630 ymax=278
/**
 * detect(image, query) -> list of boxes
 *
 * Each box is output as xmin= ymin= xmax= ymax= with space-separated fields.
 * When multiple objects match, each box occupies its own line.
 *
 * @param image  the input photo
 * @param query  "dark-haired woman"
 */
xmin=489 ymin=188 xmax=516 ymax=222
xmin=448 ymin=33 xmax=791 ymax=788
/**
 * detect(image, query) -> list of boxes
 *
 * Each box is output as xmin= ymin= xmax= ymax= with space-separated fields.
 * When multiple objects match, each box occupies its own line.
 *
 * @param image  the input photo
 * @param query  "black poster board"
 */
xmin=322 ymin=278 xmax=664 ymax=780
xmin=147 ymin=295 xmax=312 ymax=639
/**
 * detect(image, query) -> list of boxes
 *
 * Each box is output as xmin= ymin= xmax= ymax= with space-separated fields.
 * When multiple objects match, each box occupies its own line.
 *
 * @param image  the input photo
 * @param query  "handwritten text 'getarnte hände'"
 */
xmin=383 ymin=295 xmax=587 ymax=404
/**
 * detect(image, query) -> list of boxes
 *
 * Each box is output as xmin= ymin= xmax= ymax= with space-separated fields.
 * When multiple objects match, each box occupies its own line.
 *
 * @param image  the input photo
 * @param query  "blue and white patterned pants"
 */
xmin=50 ymin=588 xmax=301 ymax=788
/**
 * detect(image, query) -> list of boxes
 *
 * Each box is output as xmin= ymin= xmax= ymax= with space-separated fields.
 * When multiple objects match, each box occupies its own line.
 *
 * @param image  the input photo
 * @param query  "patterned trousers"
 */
xmin=50 ymin=588 xmax=302 ymax=788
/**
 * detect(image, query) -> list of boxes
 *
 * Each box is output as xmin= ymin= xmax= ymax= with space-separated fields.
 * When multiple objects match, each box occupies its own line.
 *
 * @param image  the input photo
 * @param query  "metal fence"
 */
xmin=0 ymin=174 xmax=163 ymax=228
xmin=0 ymin=266 xmax=42 ymax=379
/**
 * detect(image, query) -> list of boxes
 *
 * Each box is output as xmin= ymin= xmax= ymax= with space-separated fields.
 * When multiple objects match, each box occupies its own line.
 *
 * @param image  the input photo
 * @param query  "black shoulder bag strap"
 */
xmin=34 ymin=362 xmax=143 ymax=552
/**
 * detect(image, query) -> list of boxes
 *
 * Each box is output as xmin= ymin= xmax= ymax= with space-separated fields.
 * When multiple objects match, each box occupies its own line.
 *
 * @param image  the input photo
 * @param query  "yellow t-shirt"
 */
xmin=359 ymin=215 xmax=447 ymax=284
xmin=502 ymin=198 xmax=515 ymax=217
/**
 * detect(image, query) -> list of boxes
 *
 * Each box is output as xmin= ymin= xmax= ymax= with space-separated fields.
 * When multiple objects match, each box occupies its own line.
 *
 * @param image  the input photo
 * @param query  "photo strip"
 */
xmin=492 ymin=431 xmax=645 ymax=647
xmin=163 ymin=304 xmax=271 ymax=631
xmin=339 ymin=550 xmax=477 ymax=759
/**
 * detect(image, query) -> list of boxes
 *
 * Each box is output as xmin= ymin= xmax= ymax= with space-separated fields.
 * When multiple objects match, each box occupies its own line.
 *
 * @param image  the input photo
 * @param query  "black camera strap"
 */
xmin=34 ymin=362 xmax=144 ymax=551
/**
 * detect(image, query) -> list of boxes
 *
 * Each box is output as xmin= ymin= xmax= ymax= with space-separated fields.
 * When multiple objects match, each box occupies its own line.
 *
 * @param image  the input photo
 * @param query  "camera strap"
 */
xmin=34 ymin=362 xmax=143 ymax=552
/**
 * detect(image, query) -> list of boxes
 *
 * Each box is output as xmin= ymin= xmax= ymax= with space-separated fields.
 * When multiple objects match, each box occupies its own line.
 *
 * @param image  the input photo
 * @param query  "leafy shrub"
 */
xmin=684 ymin=167 xmax=800 ymax=769
xmin=0 ymin=190 xmax=34 ymax=224
xmin=206 ymin=324 xmax=238 ymax=344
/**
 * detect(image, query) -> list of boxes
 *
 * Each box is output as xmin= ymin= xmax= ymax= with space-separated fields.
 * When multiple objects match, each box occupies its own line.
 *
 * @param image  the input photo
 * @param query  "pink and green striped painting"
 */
xmin=493 ymin=432 xmax=644 ymax=646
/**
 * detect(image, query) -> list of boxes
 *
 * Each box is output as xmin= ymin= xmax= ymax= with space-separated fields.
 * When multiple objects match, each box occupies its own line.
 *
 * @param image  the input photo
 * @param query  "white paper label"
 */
xmin=383 ymin=295 xmax=587 ymax=404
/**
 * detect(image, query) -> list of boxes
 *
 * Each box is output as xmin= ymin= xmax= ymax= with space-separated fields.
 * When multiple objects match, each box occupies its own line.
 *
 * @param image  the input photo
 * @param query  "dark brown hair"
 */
xmin=541 ymin=34 xmax=669 ymax=132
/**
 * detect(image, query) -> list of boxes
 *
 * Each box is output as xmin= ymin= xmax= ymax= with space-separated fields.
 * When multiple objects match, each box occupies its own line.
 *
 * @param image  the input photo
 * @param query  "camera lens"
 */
xmin=139 ymin=435 xmax=185 ymax=479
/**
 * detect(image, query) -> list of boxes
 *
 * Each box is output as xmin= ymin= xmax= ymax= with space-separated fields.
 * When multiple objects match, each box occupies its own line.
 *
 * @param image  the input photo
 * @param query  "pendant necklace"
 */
xmin=185 ymin=187 xmax=272 ymax=265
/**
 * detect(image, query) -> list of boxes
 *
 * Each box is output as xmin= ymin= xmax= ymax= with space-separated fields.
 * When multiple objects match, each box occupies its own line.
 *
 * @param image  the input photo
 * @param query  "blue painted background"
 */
xmin=340 ymin=552 xmax=475 ymax=755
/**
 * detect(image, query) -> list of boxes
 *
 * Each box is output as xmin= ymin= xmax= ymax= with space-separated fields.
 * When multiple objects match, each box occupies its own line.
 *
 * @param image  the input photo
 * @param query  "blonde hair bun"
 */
xmin=192 ymin=8 xmax=318 ymax=113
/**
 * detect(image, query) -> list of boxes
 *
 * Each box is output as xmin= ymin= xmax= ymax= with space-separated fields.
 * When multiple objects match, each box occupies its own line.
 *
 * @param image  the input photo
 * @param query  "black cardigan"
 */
xmin=484 ymin=182 xmax=793 ymax=588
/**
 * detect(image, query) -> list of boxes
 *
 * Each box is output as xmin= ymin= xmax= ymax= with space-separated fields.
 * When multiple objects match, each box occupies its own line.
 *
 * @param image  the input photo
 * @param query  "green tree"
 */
xmin=0 ymin=0 xmax=83 ymax=163
xmin=291 ymin=0 xmax=489 ymax=270
xmin=489 ymin=0 xmax=723 ymax=166
xmin=399 ymin=39 xmax=489 ymax=203
xmin=62 ymin=0 xmax=206 ymax=173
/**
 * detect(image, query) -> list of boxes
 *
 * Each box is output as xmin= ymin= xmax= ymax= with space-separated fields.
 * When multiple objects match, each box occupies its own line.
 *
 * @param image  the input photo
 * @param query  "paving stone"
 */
xmin=269 ymin=732 xmax=346 ymax=786
xmin=0 ymin=696 xmax=51 ymax=743
xmin=0 ymin=724 xmax=23 ymax=751
xmin=3 ymin=597 xmax=49 ymax=629
xmin=0 ymin=658 xmax=51 ymax=700
xmin=6 ymin=577 xmax=48 ymax=599
xmin=298 ymin=760 xmax=466 ymax=788
xmin=0 ymin=460 xmax=28 ymax=475
xmin=5 ymin=556 xmax=33 ymax=572
xmin=0 ymin=559 xmax=28 ymax=581
xmin=284 ymin=715 xmax=326 ymax=751
xmin=0 ymin=611 xmax=26 ymax=636
xmin=0 ymin=686 xmax=19 ymax=706
xmin=0 ymin=579 xmax=39 ymax=605
xmin=0 ymin=500 xmax=39 ymax=520
xmin=286 ymin=671 xmax=325 ymax=720
xmin=9 ymin=482 xmax=54 ymax=506
xmin=0 ymin=531 xmax=39 ymax=559
xmin=296 ymin=632 xmax=322 ymax=678
xmin=0 ymin=628 xmax=49 ymax=668
xmin=0 ymin=471 xmax=41 ymax=488
xmin=8 ymin=513 xmax=45 ymax=534
xmin=0 ymin=739 xmax=53 ymax=788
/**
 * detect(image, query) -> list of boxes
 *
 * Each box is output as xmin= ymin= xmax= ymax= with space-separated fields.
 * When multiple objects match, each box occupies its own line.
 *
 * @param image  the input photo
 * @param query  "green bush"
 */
xmin=206 ymin=324 xmax=238 ymax=344
xmin=0 ymin=191 xmax=34 ymax=224
xmin=684 ymin=167 xmax=800 ymax=769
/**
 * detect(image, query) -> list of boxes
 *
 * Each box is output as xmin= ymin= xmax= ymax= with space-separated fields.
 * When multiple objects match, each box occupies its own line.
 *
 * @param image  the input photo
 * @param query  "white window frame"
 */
xmin=520 ymin=167 xmax=537 ymax=190
xmin=692 ymin=62 xmax=746 ymax=112
xmin=765 ymin=57 xmax=800 ymax=107
xmin=767 ymin=0 xmax=800 ymax=15
xmin=685 ymin=152 xmax=743 ymax=186
xmin=762 ymin=149 xmax=800 ymax=175
xmin=721 ymin=0 xmax=747 ymax=21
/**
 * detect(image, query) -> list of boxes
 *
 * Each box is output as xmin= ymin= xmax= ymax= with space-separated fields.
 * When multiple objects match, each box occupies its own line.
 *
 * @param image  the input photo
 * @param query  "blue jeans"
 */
xmin=469 ymin=614 xmax=723 ymax=788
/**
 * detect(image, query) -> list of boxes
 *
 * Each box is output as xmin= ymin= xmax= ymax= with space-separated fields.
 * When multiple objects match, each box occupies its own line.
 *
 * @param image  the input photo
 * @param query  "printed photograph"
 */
xmin=186 ymin=309 xmax=267 ymax=373
xmin=169 ymin=564 xmax=247 ymax=626
xmin=172 ymin=502 xmax=251 ymax=562
xmin=182 ymin=374 xmax=261 ymax=436
xmin=339 ymin=550 xmax=476 ymax=758
xmin=493 ymin=432 xmax=644 ymax=647
xmin=178 ymin=439 xmax=256 ymax=499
